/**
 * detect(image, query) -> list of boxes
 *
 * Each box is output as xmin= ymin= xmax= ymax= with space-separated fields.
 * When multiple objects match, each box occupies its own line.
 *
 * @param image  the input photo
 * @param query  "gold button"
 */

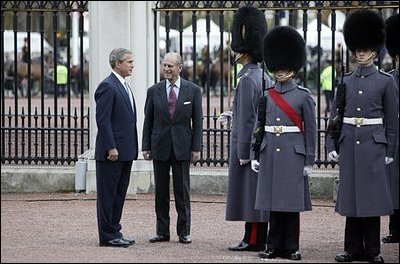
xmin=357 ymin=107 xmax=361 ymax=111
xmin=356 ymin=141 xmax=360 ymax=144
xmin=358 ymin=90 xmax=363 ymax=94
xmin=276 ymin=148 xmax=280 ymax=152
xmin=276 ymin=117 xmax=281 ymax=121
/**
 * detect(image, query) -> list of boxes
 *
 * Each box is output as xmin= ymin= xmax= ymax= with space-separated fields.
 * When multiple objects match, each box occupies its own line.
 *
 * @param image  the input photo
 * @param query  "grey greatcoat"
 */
xmin=387 ymin=68 xmax=399 ymax=209
xmin=225 ymin=63 xmax=272 ymax=222
xmin=326 ymin=65 xmax=398 ymax=217
xmin=254 ymin=80 xmax=316 ymax=212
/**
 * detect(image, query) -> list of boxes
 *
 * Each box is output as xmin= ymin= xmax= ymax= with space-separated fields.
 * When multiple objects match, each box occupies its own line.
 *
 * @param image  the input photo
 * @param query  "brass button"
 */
xmin=356 ymin=107 xmax=361 ymax=111
xmin=356 ymin=141 xmax=360 ymax=144
xmin=276 ymin=117 xmax=281 ymax=121
xmin=276 ymin=148 xmax=280 ymax=152
xmin=356 ymin=125 xmax=361 ymax=128
xmin=276 ymin=133 xmax=280 ymax=137
xmin=358 ymin=90 xmax=363 ymax=95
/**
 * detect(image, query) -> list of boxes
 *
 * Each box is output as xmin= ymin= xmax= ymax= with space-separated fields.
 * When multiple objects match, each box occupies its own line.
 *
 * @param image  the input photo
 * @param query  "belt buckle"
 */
xmin=355 ymin=118 xmax=364 ymax=126
xmin=274 ymin=126 xmax=283 ymax=134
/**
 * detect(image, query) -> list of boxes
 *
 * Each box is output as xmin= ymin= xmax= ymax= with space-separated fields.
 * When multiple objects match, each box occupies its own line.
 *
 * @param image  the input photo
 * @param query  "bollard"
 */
xmin=75 ymin=159 xmax=87 ymax=193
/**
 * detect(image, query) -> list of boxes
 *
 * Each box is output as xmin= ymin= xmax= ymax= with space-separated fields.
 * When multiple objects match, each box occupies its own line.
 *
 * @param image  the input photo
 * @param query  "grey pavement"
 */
xmin=1 ymin=192 xmax=399 ymax=263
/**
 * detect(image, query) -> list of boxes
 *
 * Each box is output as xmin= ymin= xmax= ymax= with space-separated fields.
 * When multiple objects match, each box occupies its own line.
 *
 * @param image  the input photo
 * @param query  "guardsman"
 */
xmin=225 ymin=5 xmax=272 ymax=252
xmin=382 ymin=13 xmax=399 ymax=245
xmin=254 ymin=26 xmax=316 ymax=261
xmin=326 ymin=10 xmax=398 ymax=263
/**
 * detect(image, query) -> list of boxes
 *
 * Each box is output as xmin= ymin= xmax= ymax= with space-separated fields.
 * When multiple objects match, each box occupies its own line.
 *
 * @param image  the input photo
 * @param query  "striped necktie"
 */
xmin=168 ymin=83 xmax=176 ymax=118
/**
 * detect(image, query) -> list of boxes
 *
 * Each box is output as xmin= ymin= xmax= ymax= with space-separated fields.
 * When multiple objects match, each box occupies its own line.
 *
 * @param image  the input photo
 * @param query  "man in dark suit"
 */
xmin=94 ymin=48 xmax=138 ymax=248
xmin=142 ymin=52 xmax=203 ymax=244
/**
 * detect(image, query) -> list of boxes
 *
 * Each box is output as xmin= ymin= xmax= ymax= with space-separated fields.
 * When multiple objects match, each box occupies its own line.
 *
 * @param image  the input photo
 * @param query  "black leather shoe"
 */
xmin=286 ymin=250 xmax=302 ymax=261
xmin=382 ymin=234 xmax=399 ymax=243
xmin=121 ymin=237 xmax=135 ymax=245
xmin=178 ymin=235 xmax=192 ymax=244
xmin=149 ymin=235 xmax=170 ymax=243
xmin=366 ymin=255 xmax=384 ymax=263
xmin=228 ymin=241 xmax=265 ymax=251
xmin=99 ymin=238 xmax=130 ymax=248
xmin=258 ymin=249 xmax=280 ymax=259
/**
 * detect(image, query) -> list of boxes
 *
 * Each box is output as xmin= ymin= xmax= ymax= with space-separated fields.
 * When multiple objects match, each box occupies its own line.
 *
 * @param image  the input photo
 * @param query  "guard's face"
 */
xmin=162 ymin=55 xmax=182 ymax=83
xmin=355 ymin=49 xmax=376 ymax=66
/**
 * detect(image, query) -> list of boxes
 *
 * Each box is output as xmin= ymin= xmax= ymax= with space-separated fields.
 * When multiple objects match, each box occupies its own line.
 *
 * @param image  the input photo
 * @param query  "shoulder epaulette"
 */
xmin=344 ymin=71 xmax=353 ymax=76
xmin=297 ymin=85 xmax=311 ymax=93
xmin=388 ymin=69 xmax=395 ymax=74
xmin=379 ymin=69 xmax=392 ymax=77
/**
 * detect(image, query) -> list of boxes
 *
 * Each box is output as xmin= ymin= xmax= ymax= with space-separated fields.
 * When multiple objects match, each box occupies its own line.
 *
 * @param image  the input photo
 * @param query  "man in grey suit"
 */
xmin=142 ymin=52 xmax=203 ymax=244
xmin=94 ymin=48 xmax=138 ymax=248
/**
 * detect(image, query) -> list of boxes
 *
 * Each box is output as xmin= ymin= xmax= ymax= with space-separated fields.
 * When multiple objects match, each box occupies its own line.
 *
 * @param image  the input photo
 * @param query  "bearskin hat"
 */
xmin=263 ymin=26 xmax=306 ymax=72
xmin=385 ymin=13 xmax=399 ymax=58
xmin=343 ymin=9 xmax=385 ymax=53
xmin=231 ymin=6 xmax=267 ymax=62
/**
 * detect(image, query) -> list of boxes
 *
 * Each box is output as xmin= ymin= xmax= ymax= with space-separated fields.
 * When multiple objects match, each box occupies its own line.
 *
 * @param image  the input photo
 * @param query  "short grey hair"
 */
xmin=109 ymin=48 xmax=132 ymax=68
xmin=163 ymin=52 xmax=183 ymax=66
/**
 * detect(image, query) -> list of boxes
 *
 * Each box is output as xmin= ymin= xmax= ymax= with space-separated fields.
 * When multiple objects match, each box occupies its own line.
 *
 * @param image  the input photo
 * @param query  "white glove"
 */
xmin=217 ymin=111 xmax=233 ymax=127
xmin=385 ymin=157 xmax=394 ymax=165
xmin=327 ymin=150 xmax=339 ymax=162
xmin=303 ymin=165 xmax=313 ymax=176
xmin=251 ymin=160 xmax=260 ymax=172
xmin=239 ymin=159 xmax=250 ymax=166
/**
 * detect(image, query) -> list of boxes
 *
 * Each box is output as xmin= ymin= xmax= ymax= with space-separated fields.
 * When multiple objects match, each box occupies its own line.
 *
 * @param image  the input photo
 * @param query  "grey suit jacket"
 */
xmin=142 ymin=78 xmax=203 ymax=161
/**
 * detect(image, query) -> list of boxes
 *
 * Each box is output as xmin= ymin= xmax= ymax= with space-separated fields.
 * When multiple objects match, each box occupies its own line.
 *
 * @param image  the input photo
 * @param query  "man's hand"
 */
xmin=107 ymin=148 xmax=119 ymax=161
xmin=239 ymin=159 xmax=250 ymax=166
xmin=217 ymin=111 xmax=233 ymax=127
xmin=191 ymin=151 xmax=201 ymax=163
xmin=251 ymin=160 xmax=260 ymax=172
xmin=142 ymin=151 xmax=152 ymax=160
xmin=385 ymin=157 xmax=394 ymax=165
xmin=303 ymin=165 xmax=313 ymax=176
xmin=328 ymin=150 xmax=339 ymax=162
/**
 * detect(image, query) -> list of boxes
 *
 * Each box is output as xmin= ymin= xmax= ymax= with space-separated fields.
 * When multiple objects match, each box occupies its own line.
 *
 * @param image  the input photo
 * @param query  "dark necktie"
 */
xmin=168 ymin=84 xmax=177 ymax=118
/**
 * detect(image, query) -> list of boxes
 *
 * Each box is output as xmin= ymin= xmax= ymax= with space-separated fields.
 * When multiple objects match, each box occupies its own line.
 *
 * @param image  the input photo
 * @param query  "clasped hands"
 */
xmin=142 ymin=150 xmax=201 ymax=163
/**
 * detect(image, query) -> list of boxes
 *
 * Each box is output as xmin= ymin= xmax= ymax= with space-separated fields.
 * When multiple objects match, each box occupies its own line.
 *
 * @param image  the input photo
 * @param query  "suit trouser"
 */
xmin=153 ymin=150 xmax=191 ymax=237
xmin=243 ymin=222 xmax=268 ymax=246
xmin=267 ymin=211 xmax=300 ymax=252
xmin=389 ymin=209 xmax=400 ymax=238
xmin=344 ymin=216 xmax=380 ymax=256
xmin=96 ymin=160 xmax=132 ymax=243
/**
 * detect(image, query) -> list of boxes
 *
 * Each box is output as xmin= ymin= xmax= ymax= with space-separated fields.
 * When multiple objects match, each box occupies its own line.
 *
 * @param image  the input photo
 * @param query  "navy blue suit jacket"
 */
xmin=94 ymin=73 xmax=138 ymax=161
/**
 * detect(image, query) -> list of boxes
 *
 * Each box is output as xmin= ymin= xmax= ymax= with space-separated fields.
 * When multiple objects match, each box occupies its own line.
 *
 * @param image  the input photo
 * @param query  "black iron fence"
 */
xmin=1 ymin=1 xmax=398 ymax=167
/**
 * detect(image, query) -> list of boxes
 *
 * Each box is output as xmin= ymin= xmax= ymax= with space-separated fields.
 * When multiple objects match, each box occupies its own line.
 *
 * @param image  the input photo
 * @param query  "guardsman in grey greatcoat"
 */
xmin=254 ymin=26 xmax=316 ymax=261
xmin=225 ymin=6 xmax=272 ymax=252
xmin=326 ymin=10 xmax=398 ymax=263
xmin=382 ymin=13 xmax=400 ymax=245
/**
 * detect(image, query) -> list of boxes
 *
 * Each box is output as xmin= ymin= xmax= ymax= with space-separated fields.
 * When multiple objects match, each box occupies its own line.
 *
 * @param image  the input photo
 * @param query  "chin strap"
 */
xmin=356 ymin=51 xmax=376 ymax=65
xmin=274 ymin=71 xmax=295 ymax=82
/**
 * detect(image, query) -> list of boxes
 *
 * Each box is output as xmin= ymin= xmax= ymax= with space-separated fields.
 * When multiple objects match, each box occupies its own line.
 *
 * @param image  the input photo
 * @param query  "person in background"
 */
xmin=254 ymin=26 xmax=316 ymax=261
xmin=382 ymin=13 xmax=399 ymax=245
xmin=94 ymin=48 xmax=138 ymax=248
xmin=142 ymin=52 xmax=203 ymax=245
xmin=225 ymin=5 xmax=271 ymax=253
xmin=326 ymin=10 xmax=398 ymax=263
xmin=320 ymin=60 xmax=335 ymax=116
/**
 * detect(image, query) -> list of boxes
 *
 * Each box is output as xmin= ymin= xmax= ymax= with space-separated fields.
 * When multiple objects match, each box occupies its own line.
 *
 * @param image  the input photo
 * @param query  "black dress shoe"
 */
xmin=382 ymin=234 xmax=399 ymax=243
xmin=121 ymin=237 xmax=135 ymax=245
xmin=149 ymin=235 xmax=170 ymax=243
xmin=99 ymin=238 xmax=130 ymax=248
xmin=178 ymin=235 xmax=192 ymax=244
xmin=286 ymin=250 xmax=302 ymax=261
xmin=366 ymin=255 xmax=384 ymax=263
xmin=258 ymin=249 xmax=280 ymax=259
xmin=334 ymin=251 xmax=366 ymax=262
xmin=228 ymin=241 xmax=265 ymax=251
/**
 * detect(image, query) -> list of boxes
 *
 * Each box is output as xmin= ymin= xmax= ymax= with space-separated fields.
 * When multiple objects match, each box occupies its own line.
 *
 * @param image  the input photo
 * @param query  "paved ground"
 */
xmin=1 ymin=192 xmax=398 ymax=263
